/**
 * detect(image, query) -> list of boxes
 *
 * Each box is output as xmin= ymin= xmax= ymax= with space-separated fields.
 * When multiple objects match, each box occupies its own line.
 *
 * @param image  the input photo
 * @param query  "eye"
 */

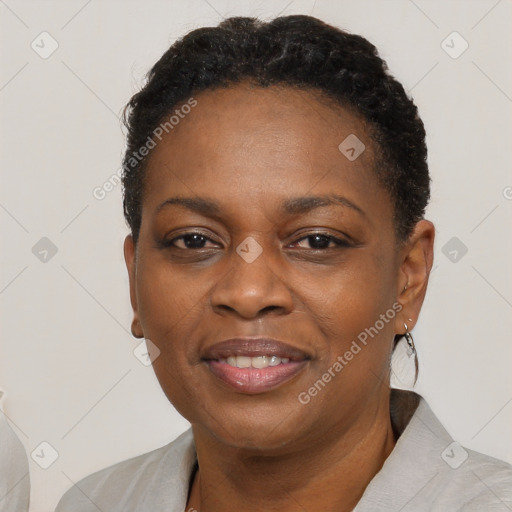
xmin=163 ymin=232 xmax=220 ymax=250
xmin=290 ymin=233 xmax=351 ymax=250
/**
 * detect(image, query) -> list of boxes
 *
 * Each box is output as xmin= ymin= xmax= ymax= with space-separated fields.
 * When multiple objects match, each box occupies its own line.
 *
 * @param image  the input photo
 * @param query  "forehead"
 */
xmin=141 ymin=84 xmax=391 ymax=226
xmin=148 ymin=84 xmax=374 ymax=168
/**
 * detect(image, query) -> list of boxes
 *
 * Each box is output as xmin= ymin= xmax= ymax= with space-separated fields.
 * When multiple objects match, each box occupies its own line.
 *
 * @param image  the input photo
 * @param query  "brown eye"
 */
xmin=292 ymin=233 xmax=351 ymax=250
xmin=163 ymin=232 xmax=220 ymax=250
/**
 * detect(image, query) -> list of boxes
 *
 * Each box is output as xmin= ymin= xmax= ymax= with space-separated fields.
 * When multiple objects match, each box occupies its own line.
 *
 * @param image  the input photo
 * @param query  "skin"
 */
xmin=124 ymin=83 xmax=435 ymax=512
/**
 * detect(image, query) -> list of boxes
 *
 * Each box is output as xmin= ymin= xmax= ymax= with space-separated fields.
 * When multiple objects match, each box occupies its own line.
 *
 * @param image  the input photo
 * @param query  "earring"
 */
xmin=403 ymin=321 xmax=416 ymax=356
xmin=404 ymin=321 xmax=419 ymax=384
xmin=404 ymin=318 xmax=418 ymax=384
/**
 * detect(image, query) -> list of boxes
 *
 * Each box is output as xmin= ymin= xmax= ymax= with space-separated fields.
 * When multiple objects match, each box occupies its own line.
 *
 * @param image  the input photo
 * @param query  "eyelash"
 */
xmin=160 ymin=231 xmax=351 ymax=251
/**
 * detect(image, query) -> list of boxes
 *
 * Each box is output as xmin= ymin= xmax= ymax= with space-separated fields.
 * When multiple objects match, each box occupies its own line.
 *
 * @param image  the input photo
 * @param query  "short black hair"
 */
xmin=121 ymin=15 xmax=430 ymax=245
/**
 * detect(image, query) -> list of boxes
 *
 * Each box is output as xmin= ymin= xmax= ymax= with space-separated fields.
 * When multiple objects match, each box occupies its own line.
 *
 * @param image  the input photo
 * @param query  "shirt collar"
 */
xmin=353 ymin=389 xmax=454 ymax=511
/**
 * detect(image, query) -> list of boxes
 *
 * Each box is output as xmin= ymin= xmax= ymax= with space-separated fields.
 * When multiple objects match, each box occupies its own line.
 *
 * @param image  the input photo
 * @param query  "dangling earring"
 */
xmin=403 ymin=320 xmax=415 ymax=357
xmin=390 ymin=318 xmax=419 ymax=388
xmin=404 ymin=320 xmax=419 ymax=383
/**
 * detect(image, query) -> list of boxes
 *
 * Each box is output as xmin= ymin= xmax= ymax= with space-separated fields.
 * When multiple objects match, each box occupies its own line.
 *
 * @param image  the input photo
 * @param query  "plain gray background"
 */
xmin=1 ymin=1 xmax=511 ymax=510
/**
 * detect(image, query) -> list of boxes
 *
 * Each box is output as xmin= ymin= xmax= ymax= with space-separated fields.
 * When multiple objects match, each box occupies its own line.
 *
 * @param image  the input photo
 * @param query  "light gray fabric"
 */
xmin=353 ymin=392 xmax=512 ymax=511
xmin=0 ymin=408 xmax=30 ymax=512
xmin=55 ymin=391 xmax=512 ymax=511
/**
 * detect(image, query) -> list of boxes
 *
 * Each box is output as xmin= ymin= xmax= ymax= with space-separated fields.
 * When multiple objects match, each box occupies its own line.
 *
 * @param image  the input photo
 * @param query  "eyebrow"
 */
xmin=156 ymin=194 xmax=366 ymax=218
xmin=282 ymin=194 xmax=365 ymax=217
xmin=156 ymin=197 xmax=221 ymax=217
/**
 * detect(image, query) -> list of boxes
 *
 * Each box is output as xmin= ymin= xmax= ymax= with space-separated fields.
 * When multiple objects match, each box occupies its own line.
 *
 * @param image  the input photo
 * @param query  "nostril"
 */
xmin=261 ymin=305 xmax=281 ymax=313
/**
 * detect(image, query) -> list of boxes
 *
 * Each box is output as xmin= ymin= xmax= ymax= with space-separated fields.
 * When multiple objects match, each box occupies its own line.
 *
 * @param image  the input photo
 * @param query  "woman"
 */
xmin=56 ymin=15 xmax=512 ymax=511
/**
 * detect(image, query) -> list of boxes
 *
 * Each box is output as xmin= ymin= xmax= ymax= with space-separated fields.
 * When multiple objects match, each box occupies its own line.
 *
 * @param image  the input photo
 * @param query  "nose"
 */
xmin=210 ymin=242 xmax=294 ymax=319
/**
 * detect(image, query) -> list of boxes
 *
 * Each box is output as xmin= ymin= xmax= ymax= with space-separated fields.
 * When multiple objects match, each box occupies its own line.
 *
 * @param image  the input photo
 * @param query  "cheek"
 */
xmin=137 ymin=251 xmax=201 ymax=324
xmin=135 ymin=259 xmax=211 ymax=419
xmin=299 ymin=250 xmax=396 ymax=330
xmin=297 ymin=250 xmax=398 ymax=384
xmin=135 ymin=256 xmax=208 ymax=365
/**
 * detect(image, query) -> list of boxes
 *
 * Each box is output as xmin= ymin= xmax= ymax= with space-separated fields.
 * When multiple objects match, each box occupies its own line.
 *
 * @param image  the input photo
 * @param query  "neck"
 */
xmin=187 ymin=392 xmax=396 ymax=512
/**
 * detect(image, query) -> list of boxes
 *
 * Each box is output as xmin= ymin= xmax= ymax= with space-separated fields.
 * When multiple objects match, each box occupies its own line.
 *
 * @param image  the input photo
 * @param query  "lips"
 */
xmin=201 ymin=338 xmax=310 ymax=394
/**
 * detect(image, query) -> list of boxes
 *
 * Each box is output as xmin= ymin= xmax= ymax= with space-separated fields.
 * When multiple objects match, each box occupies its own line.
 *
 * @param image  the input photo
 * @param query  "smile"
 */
xmin=201 ymin=337 xmax=311 ymax=394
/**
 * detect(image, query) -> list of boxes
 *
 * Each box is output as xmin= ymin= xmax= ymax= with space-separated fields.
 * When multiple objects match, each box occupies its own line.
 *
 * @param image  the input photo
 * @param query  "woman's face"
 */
xmin=125 ymin=84 xmax=422 ymax=451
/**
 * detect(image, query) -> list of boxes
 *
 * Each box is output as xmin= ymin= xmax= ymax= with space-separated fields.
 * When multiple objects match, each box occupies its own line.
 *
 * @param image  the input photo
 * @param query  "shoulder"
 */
xmin=411 ymin=396 xmax=512 ymax=510
xmin=55 ymin=429 xmax=195 ymax=512
xmin=359 ymin=391 xmax=512 ymax=511
xmin=0 ymin=408 xmax=30 ymax=512
xmin=437 ymin=447 xmax=512 ymax=510
xmin=411 ymin=394 xmax=512 ymax=509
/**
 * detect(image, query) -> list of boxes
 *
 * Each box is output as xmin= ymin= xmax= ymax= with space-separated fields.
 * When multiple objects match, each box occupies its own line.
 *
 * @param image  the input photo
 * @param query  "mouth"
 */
xmin=201 ymin=338 xmax=311 ymax=394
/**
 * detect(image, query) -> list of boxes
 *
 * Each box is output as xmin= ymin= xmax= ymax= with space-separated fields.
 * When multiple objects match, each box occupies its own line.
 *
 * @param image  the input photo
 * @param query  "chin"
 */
xmin=194 ymin=400 xmax=310 ymax=453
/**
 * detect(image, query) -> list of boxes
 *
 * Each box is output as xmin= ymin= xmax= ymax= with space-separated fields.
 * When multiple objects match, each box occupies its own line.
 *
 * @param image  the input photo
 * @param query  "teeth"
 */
xmin=224 ymin=355 xmax=292 ymax=368
xmin=269 ymin=355 xmax=281 ymax=366
xmin=251 ymin=356 xmax=269 ymax=369
xmin=236 ymin=356 xmax=252 ymax=368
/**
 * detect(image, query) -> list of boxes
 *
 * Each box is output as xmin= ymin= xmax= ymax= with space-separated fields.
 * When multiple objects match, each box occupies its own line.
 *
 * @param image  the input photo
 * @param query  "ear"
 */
xmin=394 ymin=220 xmax=435 ymax=334
xmin=124 ymin=234 xmax=144 ymax=338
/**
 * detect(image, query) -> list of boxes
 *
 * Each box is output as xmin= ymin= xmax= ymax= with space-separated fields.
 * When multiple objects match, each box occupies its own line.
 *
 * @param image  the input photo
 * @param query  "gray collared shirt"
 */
xmin=0 ymin=407 xmax=30 ymax=512
xmin=55 ymin=391 xmax=512 ymax=511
